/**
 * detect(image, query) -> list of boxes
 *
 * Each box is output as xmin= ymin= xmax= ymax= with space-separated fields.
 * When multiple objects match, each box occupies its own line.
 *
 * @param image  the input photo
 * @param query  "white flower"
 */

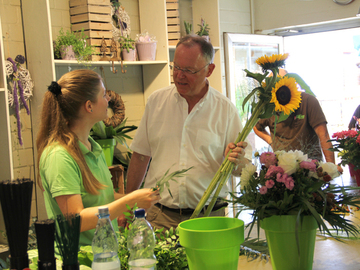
xmin=293 ymin=150 xmax=308 ymax=162
xmin=240 ymin=163 xmax=257 ymax=189
xmin=277 ymin=150 xmax=299 ymax=175
xmin=320 ymin=162 xmax=340 ymax=179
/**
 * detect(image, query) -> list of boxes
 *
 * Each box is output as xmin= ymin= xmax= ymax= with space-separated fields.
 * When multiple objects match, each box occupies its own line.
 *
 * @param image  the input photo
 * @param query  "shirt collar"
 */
xmin=79 ymin=136 xmax=103 ymax=158
xmin=173 ymin=79 xmax=211 ymax=106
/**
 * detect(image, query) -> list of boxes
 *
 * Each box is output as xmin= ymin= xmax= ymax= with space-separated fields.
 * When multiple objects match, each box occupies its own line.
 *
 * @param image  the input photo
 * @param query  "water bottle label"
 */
xmin=92 ymin=260 xmax=121 ymax=270
xmin=129 ymin=258 xmax=156 ymax=270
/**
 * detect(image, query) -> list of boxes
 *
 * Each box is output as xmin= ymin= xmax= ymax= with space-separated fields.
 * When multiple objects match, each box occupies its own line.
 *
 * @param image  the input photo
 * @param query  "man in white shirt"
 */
xmin=125 ymin=35 xmax=252 ymax=231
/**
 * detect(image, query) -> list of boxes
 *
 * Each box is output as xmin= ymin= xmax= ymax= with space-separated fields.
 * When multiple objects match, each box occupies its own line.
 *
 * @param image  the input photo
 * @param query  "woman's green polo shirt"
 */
xmin=39 ymin=136 xmax=118 ymax=246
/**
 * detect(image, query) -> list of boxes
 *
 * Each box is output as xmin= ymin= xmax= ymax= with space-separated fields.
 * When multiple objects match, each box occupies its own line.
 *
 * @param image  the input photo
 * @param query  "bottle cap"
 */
xmin=134 ymin=208 xmax=145 ymax=218
xmin=98 ymin=206 xmax=109 ymax=216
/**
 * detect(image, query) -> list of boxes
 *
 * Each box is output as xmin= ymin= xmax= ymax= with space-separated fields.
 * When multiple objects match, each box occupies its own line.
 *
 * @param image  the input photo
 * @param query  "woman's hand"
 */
xmin=127 ymin=188 xmax=160 ymax=210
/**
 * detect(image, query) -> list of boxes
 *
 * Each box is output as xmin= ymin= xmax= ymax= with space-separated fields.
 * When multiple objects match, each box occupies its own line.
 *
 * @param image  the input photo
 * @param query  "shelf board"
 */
xmin=0 ymin=87 xmax=5 ymax=92
xmin=54 ymin=60 xmax=168 ymax=66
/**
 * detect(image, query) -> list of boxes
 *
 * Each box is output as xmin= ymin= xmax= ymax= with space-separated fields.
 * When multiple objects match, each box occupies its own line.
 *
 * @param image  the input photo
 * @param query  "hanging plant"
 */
xmin=6 ymin=55 xmax=33 ymax=146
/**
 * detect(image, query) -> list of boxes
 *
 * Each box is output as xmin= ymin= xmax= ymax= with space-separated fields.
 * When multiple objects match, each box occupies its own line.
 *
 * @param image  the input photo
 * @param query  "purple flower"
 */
xmin=300 ymin=161 xmax=316 ymax=172
xmin=260 ymin=152 xmax=277 ymax=168
xmin=265 ymin=180 xmax=275 ymax=189
xmin=15 ymin=55 xmax=25 ymax=64
xmin=259 ymin=186 xmax=268 ymax=195
xmin=266 ymin=165 xmax=285 ymax=178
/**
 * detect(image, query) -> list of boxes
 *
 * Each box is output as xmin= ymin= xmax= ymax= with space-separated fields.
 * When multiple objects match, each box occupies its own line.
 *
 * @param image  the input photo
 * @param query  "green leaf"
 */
xmin=244 ymin=69 xmax=268 ymax=84
xmin=286 ymin=73 xmax=315 ymax=96
xmin=242 ymin=87 xmax=262 ymax=112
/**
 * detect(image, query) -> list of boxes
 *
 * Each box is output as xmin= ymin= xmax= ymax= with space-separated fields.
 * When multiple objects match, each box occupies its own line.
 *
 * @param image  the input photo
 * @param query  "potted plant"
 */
xmin=119 ymin=35 xmax=136 ymax=61
xmin=196 ymin=18 xmax=210 ymax=42
xmin=184 ymin=21 xmax=192 ymax=35
xmin=135 ymin=31 xmax=157 ymax=61
xmin=227 ymin=150 xmax=360 ymax=270
xmin=90 ymin=118 xmax=137 ymax=167
xmin=54 ymin=28 xmax=95 ymax=62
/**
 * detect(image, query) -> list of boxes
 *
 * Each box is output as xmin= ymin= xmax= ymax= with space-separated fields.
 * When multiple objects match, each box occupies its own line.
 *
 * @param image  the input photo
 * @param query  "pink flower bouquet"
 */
xmin=229 ymin=150 xmax=360 ymax=236
xmin=330 ymin=130 xmax=360 ymax=170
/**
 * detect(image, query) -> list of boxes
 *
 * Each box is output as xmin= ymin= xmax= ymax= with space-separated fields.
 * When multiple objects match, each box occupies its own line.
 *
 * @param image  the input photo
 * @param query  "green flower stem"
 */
xmin=190 ymin=100 xmax=267 ymax=219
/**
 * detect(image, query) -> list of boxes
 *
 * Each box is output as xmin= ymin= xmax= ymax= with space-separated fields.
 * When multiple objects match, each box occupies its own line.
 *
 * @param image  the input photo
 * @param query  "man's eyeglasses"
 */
xmin=169 ymin=63 xmax=210 ymax=75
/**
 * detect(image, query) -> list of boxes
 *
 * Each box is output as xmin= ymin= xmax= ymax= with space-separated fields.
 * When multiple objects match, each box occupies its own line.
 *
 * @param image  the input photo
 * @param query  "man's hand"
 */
xmin=225 ymin=141 xmax=247 ymax=163
xmin=225 ymin=142 xmax=249 ymax=176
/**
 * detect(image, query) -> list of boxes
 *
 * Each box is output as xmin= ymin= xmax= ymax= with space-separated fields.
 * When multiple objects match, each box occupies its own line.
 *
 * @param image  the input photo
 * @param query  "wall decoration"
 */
xmin=6 ymin=55 xmax=33 ymax=146
xmin=111 ymin=1 xmax=131 ymax=41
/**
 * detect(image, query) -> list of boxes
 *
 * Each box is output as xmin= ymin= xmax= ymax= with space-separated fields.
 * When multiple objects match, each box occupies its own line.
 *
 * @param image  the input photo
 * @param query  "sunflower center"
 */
xmin=276 ymin=86 xmax=291 ymax=105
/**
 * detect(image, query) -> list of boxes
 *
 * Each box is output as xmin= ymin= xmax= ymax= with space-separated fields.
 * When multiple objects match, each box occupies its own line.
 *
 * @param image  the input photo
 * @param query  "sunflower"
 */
xmin=256 ymin=53 xmax=289 ymax=71
xmin=270 ymin=76 xmax=301 ymax=115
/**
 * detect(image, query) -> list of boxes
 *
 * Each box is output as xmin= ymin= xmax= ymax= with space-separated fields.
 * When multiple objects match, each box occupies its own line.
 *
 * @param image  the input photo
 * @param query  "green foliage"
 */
xmin=74 ymin=204 xmax=188 ymax=270
xmin=152 ymin=166 xmax=194 ymax=198
xmin=228 ymin=151 xmax=360 ymax=238
xmin=119 ymin=36 xmax=136 ymax=53
xmin=54 ymin=28 xmax=95 ymax=61
xmin=184 ymin=21 xmax=192 ymax=35
xmin=90 ymin=118 xmax=137 ymax=150
xmin=196 ymin=18 xmax=210 ymax=36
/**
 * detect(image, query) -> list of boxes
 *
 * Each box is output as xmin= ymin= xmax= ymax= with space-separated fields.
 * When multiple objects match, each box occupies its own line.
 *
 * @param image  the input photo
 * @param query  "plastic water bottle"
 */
xmin=92 ymin=206 xmax=121 ymax=270
xmin=127 ymin=208 xmax=157 ymax=270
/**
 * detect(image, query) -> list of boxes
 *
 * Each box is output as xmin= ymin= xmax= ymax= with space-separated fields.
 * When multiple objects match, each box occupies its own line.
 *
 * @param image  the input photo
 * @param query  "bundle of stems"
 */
xmin=35 ymin=219 xmax=56 ymax=270
xmin=54 ymin=213 xmax=81 ymax=270
xmin=0 ymin=178 xmax=33 ymax=270
xmin=190 ymin=100 xmax=267 ymax=219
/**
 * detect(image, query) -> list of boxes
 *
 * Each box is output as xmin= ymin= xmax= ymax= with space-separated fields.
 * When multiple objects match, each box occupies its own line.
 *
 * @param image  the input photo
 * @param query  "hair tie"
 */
xmin=48 ymin=81 xmax=62 ymax=97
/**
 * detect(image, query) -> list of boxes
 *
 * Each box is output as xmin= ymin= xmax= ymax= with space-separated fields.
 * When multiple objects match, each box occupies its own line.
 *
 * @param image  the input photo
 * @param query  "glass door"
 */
xmin=224 ymin=33 xmax=284 ymax=155
xmin=224 ymin=33 xmax=283 ymax=219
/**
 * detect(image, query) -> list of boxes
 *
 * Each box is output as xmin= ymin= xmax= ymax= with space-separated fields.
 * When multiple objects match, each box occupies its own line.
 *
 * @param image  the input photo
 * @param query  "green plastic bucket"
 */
xmin=260 ymin=215 xmax=318 ymax=270
xmin=96 ymin=138 xmax=116 ymax=167
xmin=178 ymin=217 xmax=244 ymax=270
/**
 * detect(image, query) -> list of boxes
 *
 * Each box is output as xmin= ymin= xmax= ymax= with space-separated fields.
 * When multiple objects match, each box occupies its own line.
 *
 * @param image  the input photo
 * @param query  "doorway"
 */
xmin=225 ymin=28 xmax=360 ymax=156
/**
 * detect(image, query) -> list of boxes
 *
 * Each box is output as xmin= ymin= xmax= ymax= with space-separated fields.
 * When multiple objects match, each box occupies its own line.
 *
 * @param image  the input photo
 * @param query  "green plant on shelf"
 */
xmin=54 ymin=27 xmax=95 ymax=62
xmin=196 ymin=18 xmax=210 ymax=36
xmin=184 ymin=21 xmax=192 ymax=35
xmin=119 ymin=35 xmax=136 ymax=53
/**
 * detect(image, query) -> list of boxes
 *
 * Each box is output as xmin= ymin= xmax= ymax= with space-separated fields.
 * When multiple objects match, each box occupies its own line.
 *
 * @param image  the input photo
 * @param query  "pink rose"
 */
xmin=265 ymin=165 xmax=284 ymax=178
xmin=284 ymin=176 xmax=295 ymax=190
xmin=260 ymin=152 xmax=277 ymax=168
xmin=259 ymin=186 xmax=268 ymax=194
xmin=300 ymin=161 xmax=316 ymax=172
xmin=265 ymin=180 xmax=275 ymax=189
xmin=276 ymin=172 xmax=288 ymax=183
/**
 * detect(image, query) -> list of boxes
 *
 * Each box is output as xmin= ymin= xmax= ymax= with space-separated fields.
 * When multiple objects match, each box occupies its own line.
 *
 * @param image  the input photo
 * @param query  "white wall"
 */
xmin=219 ymin=0 xmax=251 ymax=94
xmin=253 ymin=0 xmax=359 ymax=32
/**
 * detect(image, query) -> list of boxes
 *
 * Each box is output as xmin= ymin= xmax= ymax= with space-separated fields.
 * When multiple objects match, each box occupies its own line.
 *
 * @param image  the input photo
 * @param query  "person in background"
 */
xmin=124 ymin=35 xmax=252 ymax=231
xmin=36 ymin=69 xmax=160 ymax=246
xmin=253 ymin=69 xmax=342 ymax=172
xmin=348 ymin=104 xmax=360 ymax=130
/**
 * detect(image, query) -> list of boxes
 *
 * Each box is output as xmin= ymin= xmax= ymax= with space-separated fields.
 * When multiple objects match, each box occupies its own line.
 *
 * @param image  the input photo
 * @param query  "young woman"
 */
xmin=36 ymin=69 xmax=160 ymax=246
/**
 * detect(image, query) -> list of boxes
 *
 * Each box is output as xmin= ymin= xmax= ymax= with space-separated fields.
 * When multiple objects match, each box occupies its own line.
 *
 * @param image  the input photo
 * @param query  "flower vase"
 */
xmin=136 ymin=42 xmax=157 ymax=61
xmin=122 ymin=49 xmax=136 ymax=61
xmin=178 ymin=217 xmax=244 ymax=270
xmin=349 ymin=163 xmax=360 ymax=186
xmin=60 ymin=45 xmax=76 ymax=60
xmin=95 ymin=138 xmax=116 ymax=167
xmin=260 ymin=215 xmax=318 ymax=270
